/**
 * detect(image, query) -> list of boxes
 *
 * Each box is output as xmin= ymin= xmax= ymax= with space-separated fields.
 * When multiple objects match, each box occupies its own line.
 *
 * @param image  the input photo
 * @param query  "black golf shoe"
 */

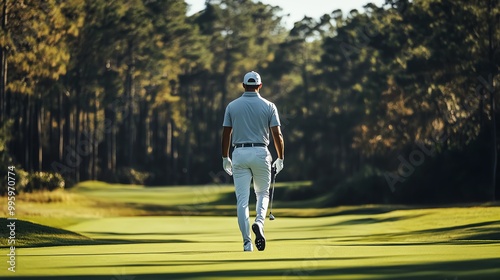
xmin=252 ymin=223 xmax=266 ymax=251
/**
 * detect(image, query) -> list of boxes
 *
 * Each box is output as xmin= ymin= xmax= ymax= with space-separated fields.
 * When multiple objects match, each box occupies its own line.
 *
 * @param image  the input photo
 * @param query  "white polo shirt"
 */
xmin=223 ymin=92 xmax=281 ymax=146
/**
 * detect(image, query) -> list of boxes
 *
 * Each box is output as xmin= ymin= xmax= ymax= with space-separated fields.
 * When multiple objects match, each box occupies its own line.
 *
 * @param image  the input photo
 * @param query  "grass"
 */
xmin=0 ymin=181 xmax=499 ymax=279
xmin=0 ymin=218 xmax=96 ymax=248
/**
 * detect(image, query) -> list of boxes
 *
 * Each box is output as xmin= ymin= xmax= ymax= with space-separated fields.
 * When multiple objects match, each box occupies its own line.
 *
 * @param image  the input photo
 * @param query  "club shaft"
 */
xmin=269 ymin=170 xmax=276 ymax=215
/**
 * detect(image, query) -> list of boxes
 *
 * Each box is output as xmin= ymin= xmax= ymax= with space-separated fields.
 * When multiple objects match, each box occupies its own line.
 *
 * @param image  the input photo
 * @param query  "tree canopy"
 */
xmin=1 ymin=0 xmax=499 ymax=204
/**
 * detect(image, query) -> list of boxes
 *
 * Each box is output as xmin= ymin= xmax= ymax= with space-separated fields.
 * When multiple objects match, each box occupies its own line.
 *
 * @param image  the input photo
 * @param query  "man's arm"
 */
xmin=221 ymin=126 xmax=233 ymax=157
xmin=271 ymin=126 xmax=284 ymax=159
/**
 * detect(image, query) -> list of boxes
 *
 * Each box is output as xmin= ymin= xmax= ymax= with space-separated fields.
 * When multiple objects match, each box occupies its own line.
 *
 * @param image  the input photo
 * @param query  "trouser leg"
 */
xmin=254 ymin=188 xmax=269 ymax=227
xmin=251 ymin=149 xmax=272 ymax=227
xmin=233 ymin=166 xmax=252 ymax=243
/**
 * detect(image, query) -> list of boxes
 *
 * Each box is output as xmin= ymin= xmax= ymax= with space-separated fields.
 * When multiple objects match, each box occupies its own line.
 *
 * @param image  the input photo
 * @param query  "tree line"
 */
xmin=0 ymin=0 xmax=498 ymax=204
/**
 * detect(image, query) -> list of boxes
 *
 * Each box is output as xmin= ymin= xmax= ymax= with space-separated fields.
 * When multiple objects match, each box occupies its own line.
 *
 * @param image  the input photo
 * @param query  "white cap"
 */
xmin=243 ymin=71 xmax=262 ymax=85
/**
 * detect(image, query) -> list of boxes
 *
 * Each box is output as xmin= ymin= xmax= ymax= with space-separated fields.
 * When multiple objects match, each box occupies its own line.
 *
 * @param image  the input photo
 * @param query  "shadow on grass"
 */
xmin=412 ymin=221 xmax=500 ymax=234
xmin=326 ymin=219 xmax=500 ymax=244
xmin=10 ymin=258 xmax=500 ymax=280
xmin=15 ymin=237 xmax=240 ymax=249
xmin=22 ymin=250 xmax=236 ymax=257
xmin=462 ymin=229 xmax=500 ymax=241
xmin=0 ymin=218 xmax=95 ymax=248
xmin=82 ymin=231 xmax=200 ymax=236
xmin=329 ymin=214 xmax=427 ymax=226
xmin=0 ymin=218 xmax=237 ymax=249
xmin=63 ymin=256 xmax=370 ymax=269
xmin=328 ymin=207 xmax=399 ymax=216
xmin=398 ymin=221 xmax=500 ymax=242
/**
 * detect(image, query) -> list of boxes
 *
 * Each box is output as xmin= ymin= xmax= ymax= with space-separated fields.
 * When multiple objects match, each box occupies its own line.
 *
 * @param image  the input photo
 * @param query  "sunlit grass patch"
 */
xmin=1 ymin=181 xmax=499 ymax=279
xmin=4 ymin=210 xmax=500 ymax=279
xmin=16 ymin=189 xmax=80 ymax=203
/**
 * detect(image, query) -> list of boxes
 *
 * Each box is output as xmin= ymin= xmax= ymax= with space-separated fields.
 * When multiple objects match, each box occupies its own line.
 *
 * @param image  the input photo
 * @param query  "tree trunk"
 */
xmin=492 ymin=85 xmax=497 ymax=201
xmin=104 ymin=106 xmax=116 ymax=175
xmin=64 ymin=91 xmax=72 ymax=178
xmin=58 ymin=90 xmax=64 ymax=163
xmin=36 ymin=92 xmax=42 ymax=170
xmin=75 ymin=85 xmax=81 ymax=183
xmin=48 ymin=97 xmax=54 ymax=163
xmin=496 ymin=110 xmax=500 ymax=201
xmin=488 ymin=0 xmax=497 ymax=200
xmin=22 ymin=94 xmax=29 ymax=170
xmin=92 ymin=91 xmax=98 ymax=180
xmin=183 ymin=84 xmax=193 ymax=184
xmin=150 ymin=108 xmax=158 ymax=162
xmin=167 ymin=116 xmax=174 ymax=183
xmin=83 ymin=108 xmax=90 ymax=180
xmin=136 ymin=99 xmax=147 ymax=167
xmin=27 ymin=94 xmax=33 ymax=171
xmin=0 ymin=0 xmax=7 ymax=123
xmin=123 ymin=39 xmax=136 ymax=167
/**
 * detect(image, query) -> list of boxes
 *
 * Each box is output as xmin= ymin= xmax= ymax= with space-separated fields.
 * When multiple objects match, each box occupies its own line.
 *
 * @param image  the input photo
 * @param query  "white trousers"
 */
xmin=232 ymin=146 xmax=272 ymax=243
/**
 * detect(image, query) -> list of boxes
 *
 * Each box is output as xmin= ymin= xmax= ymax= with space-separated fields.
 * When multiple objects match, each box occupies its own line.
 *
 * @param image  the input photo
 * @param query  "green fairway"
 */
xmin=1 ymin=182 xmax=500 ymax=279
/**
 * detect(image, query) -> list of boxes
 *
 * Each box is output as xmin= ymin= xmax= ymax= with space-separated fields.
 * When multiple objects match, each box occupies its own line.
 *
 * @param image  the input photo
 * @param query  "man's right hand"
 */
xmin=272 ymin=158 xmax=284 ymax=174
xmin=222 ymin=157 xmax=233 ymax=176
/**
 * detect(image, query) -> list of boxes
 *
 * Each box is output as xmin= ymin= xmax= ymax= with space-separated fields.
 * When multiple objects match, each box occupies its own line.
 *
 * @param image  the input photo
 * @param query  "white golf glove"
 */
xmin=222 ymin=157 xmax=233 ymax=176
xmin=272 ymin=158 xmax=284 ymax=174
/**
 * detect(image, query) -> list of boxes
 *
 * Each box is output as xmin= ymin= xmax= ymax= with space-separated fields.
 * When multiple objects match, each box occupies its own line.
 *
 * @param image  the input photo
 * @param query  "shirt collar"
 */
xmin=242 ymin=92 xmax=260 ymax=97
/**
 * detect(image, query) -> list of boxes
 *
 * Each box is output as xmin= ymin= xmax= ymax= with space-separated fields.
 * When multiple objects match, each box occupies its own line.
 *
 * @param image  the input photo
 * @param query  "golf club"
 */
xmin=269 ymin=167 xmax=277 ymax=220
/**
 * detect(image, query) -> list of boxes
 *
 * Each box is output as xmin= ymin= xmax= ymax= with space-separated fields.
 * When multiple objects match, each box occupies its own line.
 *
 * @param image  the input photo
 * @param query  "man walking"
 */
xmin=221 ymin=71 xmax=284 ymax=252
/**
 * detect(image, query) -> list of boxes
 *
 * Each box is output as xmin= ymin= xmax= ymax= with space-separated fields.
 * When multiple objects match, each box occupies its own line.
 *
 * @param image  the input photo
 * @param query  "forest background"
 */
xmin=0 ymin=0 xmax=498 ymax=205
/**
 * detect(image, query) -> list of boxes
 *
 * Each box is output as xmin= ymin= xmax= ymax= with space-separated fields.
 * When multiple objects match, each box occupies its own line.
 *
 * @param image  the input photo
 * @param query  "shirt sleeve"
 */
xmin=222 ymin=105 xmax=232 ymax=127
xmin=269 ymin=103 xmax=281 ymax=127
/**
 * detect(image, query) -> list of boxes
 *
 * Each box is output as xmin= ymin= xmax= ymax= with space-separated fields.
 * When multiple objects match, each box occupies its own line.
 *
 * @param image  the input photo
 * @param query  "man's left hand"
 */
xmin=273 ymin=158 xmax=284 ymax=174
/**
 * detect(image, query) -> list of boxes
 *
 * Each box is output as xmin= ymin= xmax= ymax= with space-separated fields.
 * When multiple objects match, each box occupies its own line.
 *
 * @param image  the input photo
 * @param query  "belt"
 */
xmin=234 ymin=143 xmax=266 ymax=148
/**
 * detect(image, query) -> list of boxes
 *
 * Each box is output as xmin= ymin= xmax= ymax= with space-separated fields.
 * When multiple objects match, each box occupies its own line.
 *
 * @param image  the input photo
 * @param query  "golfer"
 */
xmin=221 ymin=71 xmax=284 ymax=252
